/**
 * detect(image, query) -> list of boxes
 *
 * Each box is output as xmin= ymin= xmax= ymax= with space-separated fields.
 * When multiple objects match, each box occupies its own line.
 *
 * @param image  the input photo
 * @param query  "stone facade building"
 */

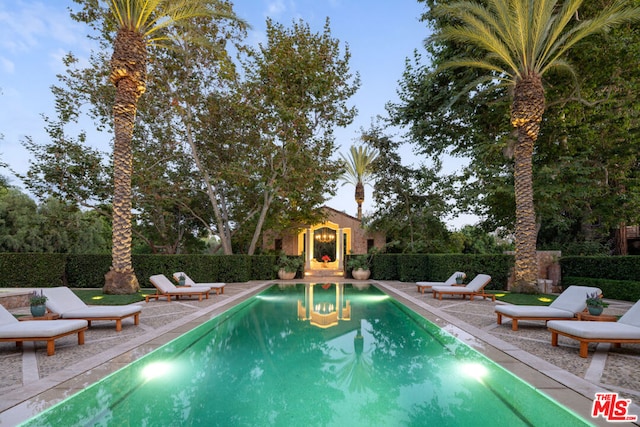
xmin=263 ymin=206 xmax=385 ymax=277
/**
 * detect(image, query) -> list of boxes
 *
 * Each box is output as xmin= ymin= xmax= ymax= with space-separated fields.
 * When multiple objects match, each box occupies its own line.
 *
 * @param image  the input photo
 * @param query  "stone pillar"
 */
xmin=306 ymin=228 xmax=313 ymax=270
xmin=336 ymin=228 xmax=343 ymax=269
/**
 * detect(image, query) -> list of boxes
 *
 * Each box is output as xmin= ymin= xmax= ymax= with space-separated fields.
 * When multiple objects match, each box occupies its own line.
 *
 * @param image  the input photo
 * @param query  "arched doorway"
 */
xmin=314 ymin=227 xmax=336 ymax=265
xmin=299 ymin=222 xmax=351 ymax=275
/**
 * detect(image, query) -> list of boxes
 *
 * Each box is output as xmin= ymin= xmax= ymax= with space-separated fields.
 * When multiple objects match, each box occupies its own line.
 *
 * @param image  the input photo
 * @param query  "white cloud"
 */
xmin=0 ymin=2 xmax=88 ymax=53
xmin=267 ymin=0 xmax=287 ymax=17
xmin=0 ymin=56 xmax=14 ymax=73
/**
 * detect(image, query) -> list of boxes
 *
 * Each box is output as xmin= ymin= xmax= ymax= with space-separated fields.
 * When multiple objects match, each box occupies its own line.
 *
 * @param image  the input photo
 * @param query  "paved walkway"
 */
xmin=0 ymin=280 xmax=638 ymax=426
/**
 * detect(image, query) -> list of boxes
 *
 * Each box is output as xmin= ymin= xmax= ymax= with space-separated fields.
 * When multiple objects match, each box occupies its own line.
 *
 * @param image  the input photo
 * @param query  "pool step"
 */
xmin=305 ymin=268 xmax=344 ymax=278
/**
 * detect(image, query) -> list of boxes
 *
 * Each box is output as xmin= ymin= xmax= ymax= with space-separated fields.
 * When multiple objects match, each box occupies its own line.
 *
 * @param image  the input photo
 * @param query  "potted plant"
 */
xmin=586 ymin=292 xmax=609 ymax=316
xmin=347 ymin=254 xmax=371 ymax=280
xmin=30 ymin=290 xmax=48 ymax=317
xmin=177 ymin=274 xmax=186 ymax=286
xmin=275 ymin=253 xmax=303 ymax=280
xmin=455 ymin=273 xmax=464 ymax=285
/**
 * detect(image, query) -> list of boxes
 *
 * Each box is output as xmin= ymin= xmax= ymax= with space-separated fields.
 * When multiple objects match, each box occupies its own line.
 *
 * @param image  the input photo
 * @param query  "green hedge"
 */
xmin=369 ymin=254 xmax=398 ymax=280
xmin=0 ymin=252 xmax=512 ymax=291
xmin=562 ymin=276 xmax=640 ymax=302
xmin=562 ymin=256 xmax=640 ymax=281
xmin=67 ymin=254 xmax=111 ymax=287
xmin=0 ymin=253 xmax=67 ymax=288
xmin=362 ymin=253 xmax=513 ymax=290
xmin=251 ymin=255 xmax=278 ymax=280
xmin=397 ymin=254 xmax=430 ymax=283
xmin=133 ymin=254 xmax=252 ymax=287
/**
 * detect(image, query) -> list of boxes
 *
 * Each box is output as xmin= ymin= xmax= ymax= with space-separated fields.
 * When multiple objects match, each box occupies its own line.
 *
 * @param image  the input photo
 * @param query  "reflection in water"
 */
xmin=22 ymin=283 xmax=592 ymax=427
xmin=297 ymin=283 xmax=351 ymax=328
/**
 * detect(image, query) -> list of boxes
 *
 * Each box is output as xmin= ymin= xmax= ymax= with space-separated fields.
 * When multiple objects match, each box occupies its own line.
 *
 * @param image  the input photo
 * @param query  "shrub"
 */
xmin=562 ymin=276 xmax=640 ymax=302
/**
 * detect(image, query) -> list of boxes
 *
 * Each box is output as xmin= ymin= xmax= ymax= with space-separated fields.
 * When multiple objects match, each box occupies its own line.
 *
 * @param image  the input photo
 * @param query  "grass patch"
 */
xmin=73 ymin=289 xmax=153 ymax=305
xmin=488 ymin=291 xmax=557 ymax=306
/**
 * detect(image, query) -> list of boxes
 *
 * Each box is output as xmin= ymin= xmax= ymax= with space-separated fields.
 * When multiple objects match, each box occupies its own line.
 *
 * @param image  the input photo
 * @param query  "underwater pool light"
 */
xmin=142 ymin=361 xmax=172 ymax=381
xmin=459 ymin=362 xmax=488 ymax=381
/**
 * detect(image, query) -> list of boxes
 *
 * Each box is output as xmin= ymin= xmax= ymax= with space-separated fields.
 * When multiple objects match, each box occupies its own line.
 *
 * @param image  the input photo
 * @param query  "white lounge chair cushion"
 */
xmin=43 ymin=287 xmax=142 ymax=317
xmin=619 ymin=299 xmax=640 ymax=327
xmin=173 ymin=272 xmax=225 ymax=289
xmin=0 ymin=319 xmax=87 ymax=339
xmin=0 ymin=305 xmax=19 ymax=326
xmin=495 ymin=285 xmax=603 ymax=319
xmin=417 ymin=271 xmax=465 ymax=287
xmin=547 ymin=320 xmax=640 ymax=340
xmin=43 ymin=287 xmax=86 ymax=313
xmin=549 ymin=286 xmax=603 ymax=313
xmin=433 ymin=274 xmax=491 ymax=293
xmin=150 ymin=274 xmax=211 ymax=293
xmin=164 ymin=286 xmax=211 ymax=294
xmin=432 ymin=285 xmax=473 ymax=294
xmin=495 ymin=305 xmax=575 ymax=318
xmin=58 ymin=305 xmax=141 ymax=319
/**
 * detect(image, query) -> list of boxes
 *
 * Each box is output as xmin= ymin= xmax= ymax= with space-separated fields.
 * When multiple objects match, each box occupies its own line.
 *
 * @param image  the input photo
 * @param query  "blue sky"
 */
xmin=0 ymin=1 xmax=476 ymax=227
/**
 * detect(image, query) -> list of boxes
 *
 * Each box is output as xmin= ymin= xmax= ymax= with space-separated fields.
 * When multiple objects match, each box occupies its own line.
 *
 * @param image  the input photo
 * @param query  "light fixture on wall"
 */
xmin=315 ymin=227 xmax=335 ymax=243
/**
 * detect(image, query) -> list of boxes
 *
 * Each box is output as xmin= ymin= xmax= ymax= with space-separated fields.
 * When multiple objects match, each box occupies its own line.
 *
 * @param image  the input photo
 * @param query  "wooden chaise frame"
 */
xmin=549 ymin=327 xmax=640 ymax=358
xmin=432 ymin=289 xmax=496 ymax=301
xmin=0 ymin=326 xmax=87 ymax=356
xmin=145 ymin=289 xmax=210 ymax=303
xmin=80 ymin=313 xmax=139 ymax=332
xmin=496 ymin=312 xmax=576 ymax=331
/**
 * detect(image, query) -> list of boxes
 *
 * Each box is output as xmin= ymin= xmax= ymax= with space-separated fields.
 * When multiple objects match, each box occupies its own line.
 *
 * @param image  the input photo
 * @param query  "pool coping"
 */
xmin=0 ymin=280 xmax=638 ymax=427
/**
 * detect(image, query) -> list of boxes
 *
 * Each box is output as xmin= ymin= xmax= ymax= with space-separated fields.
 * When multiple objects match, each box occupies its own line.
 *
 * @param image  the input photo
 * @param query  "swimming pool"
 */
xmin=21 ymin=283 xmax=593 ymax=426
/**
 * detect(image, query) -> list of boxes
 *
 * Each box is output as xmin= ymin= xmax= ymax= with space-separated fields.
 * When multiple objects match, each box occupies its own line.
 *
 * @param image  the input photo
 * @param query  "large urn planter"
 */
xmin=352 ymin=268 xmax=371 ymax=280
xmin=278 ymin=269 xmax=296 ymax=280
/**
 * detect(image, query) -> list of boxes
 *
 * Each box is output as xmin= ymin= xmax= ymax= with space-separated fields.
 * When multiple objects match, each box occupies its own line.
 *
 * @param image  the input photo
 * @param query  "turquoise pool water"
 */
xmin=21 ymin=283 xmax=593 ymax=426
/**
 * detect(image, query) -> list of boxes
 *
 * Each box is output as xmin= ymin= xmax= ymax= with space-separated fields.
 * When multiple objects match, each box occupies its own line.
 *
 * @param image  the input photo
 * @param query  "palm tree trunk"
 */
xmin=355 ymin=181 xmax=365 ymax=220
xmin=104 ymin=29 xmax=146 ymax=294
xmin=511 ymin=73 xmax=544 ymax=293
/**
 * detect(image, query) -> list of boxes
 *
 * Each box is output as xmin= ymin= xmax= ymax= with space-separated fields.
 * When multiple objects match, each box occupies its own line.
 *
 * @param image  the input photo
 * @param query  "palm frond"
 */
xmin=340 ymin=145 xmax=378 ymax=187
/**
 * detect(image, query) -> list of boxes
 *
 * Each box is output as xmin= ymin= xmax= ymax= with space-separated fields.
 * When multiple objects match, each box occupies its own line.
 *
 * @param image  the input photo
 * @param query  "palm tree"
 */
xmin=431 ymin=0 xmax=640 ymax=292
xmin=340 ymin=145 xmax=378 ymax=220
xmin=104 ymin=0 xmax=239 ymax=294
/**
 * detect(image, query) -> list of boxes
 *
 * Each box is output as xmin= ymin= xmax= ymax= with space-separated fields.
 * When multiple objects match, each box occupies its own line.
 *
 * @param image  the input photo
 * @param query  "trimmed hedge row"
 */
xmin=0 ymin=253 xmax=277 ymax=288
xmin=0 ymin=253 xmax=516 ymax=289
xmin=562 ymin=256 xmax=640 ymax=281
xmin=0 ymin=253 xmax=67 ymax=288
xmin=561 ymin=256 xmax=640 ymax=301
xmin=363 ymin=253 xmax=514 ymax=290
xmin=562 ymin=276 xmax=640 ymax=302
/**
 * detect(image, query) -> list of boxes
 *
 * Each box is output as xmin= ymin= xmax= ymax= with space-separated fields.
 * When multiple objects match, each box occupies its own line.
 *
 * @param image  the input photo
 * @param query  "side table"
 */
xmin=18 ymin=313 xmax=60 ymax=321
xmin=576 ymin=312 xmax=618 ymax=322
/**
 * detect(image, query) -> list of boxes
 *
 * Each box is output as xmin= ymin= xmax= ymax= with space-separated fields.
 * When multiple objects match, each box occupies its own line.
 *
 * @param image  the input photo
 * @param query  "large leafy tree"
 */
xmin=340 ymin=145 xmax=378 ymax=220
xmin=71 ymin=0 xmax=241 ymax=293
xmin=237 ymin=18 xmax=360 ymax=254
xmin=363 ymin=126 xmax=452 ymax=253
xmin=423 ymin=0 xmax=640 ymax=291
xmin=0 ymin=185 xmax=110 ymax=253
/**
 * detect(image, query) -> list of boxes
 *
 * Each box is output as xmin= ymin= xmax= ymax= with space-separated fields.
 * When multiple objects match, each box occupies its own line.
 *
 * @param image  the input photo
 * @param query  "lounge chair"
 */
xmin=43 ymin=287 xmax=141 ymax=332
xmin=548 ymin=299 xmax=640 ymax=358
xmin=495 ymin=285 xmax=602 ymax=331
xmin=416 ymin=271 xmax=465 ymax=294
xmin=0 ymin=304 xmax=87 ymax=356
xmin=432 ymin=274 xmax=494 ymax=301
xmin=172 ymin=272 xmax=226 ymax=295
xmin=148 ymin=274 xmax=211 ymax=302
